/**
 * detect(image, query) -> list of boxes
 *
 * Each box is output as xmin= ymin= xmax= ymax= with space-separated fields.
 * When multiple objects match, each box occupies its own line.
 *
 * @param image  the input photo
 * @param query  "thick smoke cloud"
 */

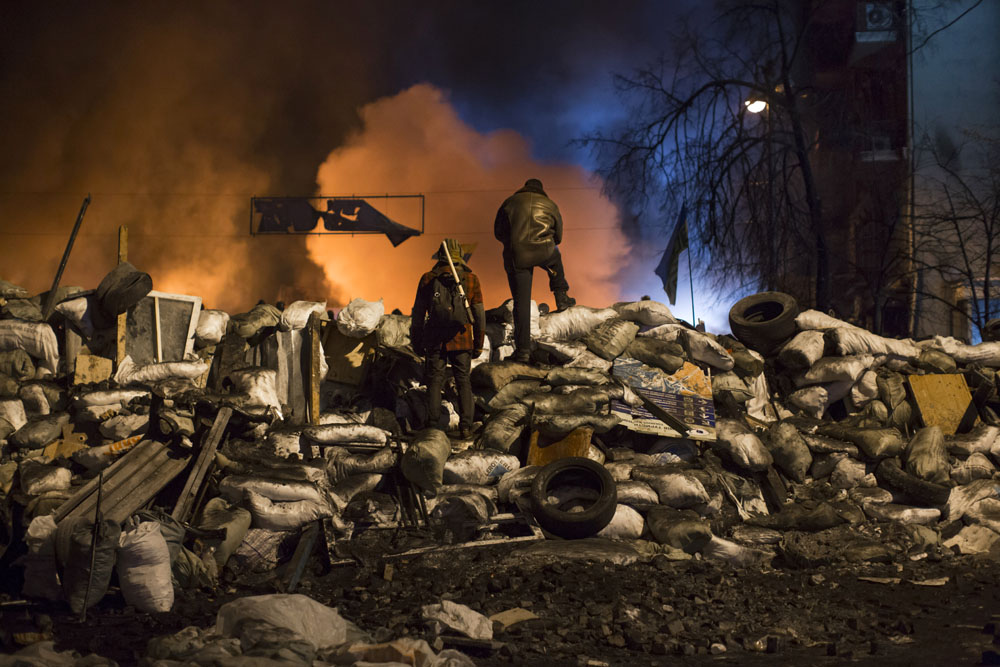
xmin=311 ymin=84 xmax=630 ymax=312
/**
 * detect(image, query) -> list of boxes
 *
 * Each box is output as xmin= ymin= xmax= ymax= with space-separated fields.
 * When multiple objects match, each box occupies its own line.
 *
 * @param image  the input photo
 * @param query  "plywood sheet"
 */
xmin=907 ymin=374 xmax=975 ymax=434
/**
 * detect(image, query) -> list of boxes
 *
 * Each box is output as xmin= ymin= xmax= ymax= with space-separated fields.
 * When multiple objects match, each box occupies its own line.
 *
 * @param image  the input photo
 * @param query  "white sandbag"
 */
xmin=443 ymin=449 xmax=520 ymax=486
xmin=904 ymin=426 xmax=950 ymax=485
xmin=701 ymin=535 xmax=767 ymax=566
xmin=0 ymin=279 xmax=29 ymax=299
xmin=377 ymin=313 xmax=412 ymax=348
xmin=612 ymin=300 xmax=677 ymax=326
xmin=944 ymin=524 xmax=1000 ymax=554
xmin=963 ymin=497 xmax=1000 ymax=535
xmin=0 ymin=320 xmax=59 ymax=376
xmin=745 ymin=373 xmax=780 ymax=424
xmin=945 ymin=478 xmax=1000 ymax=522
xmin=582 ymin=318 xmax=639 ymax=361
xmin=228 ymin=368 xmax=281 ymax=415
xmin=680 ymin=330 xmax=734 ymax=371
xmin=795 ymin=309 xmax=859 ymax=330
xmin=303 ymin=423 xmax=388 ymax=445
xmin=799 ymin=355 xmax=874 ymax=385
xmin=400 ymin=428 xmax=451 ymax=496
xmin=864 ymin=503 xmax=941 ymax=525
xmin=616 ymin=480 xmax=660 ymax=506
xmin=712 ymin=419 xmax=773 ymax=472
xmin=21 ymin=515 xmax=61 ymax=601
xmin=496 ymin=465 xmax=539 ymax=504
xmin=244 ymin=489 xmax=333 ymax=531
xmin=631 ymin=468 xmax=710 ymax=508
xmin=218 ymin=476 xmax=325 ymax=504
xmin=951 ymin=453 xmax=996 ymax=485
xmin=76 ymin=389 xmax=149 ymax=409
xmin=19 ymin=460 xmax=71 ymax=496
xmin=595 ymin=504 xmax=645 ymax=540
xmin=826 ymin=328 xmax=920 ymax=360
xmin=19 ymin=384 xmax=49 ymax=418
xmin=98 ymin=413 xmax=149 ymax=441
xmin=421 ymin=599 xmax=493 ymax=641
xmin=850 ymin=370 xmax=879 ymax=408
xmin=336 ymin=297 xmax=384 ymax=338
xmin=923 ymin=335 xmax=1000 ymax=367
xmin=54 ymin=295 xmax=99 ymax=338
xmin=777 ymin=330 xmax=826 ymax=370
xmin=766 ymin=421 xmax=812 ymax=483
xmin=194 ymin=309 xmax=230 ymax=347
xmin=788 ymin=381 xmax=853 ymax=420
xmin=639 ymin=323 xmax=684 ymax=343
xmin=325 ymin=446 xmax=397 ymax=481
xmin=537 ymin=306 xmax=616 ymax=341
xmin=114 ymin=355 xmax=209 ymax=385
xmin=0 ymin=398 xmax=26 ymax=431
xmin=117 ymin=520 xmax=174 ymax=613
xmin=216 ymin=594 xmax=351 ymax=649
xmin=947 ymin=424 xmax=1000 ymax=458
xmin=564 ymin=349 xmax=613 ymax=372
xmin=830 ymin=457 xmax=877 ymax=489
xmin=278 ymin=300 xmax=326 ymax=331
xmin=479 ymin=404 xmax=529 ymax=453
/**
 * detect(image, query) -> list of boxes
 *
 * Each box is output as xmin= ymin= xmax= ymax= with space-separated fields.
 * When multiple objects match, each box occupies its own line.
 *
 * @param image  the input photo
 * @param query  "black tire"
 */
xmin=728 ymin=291 xmax=799 ymax=354
xmin=529 ymin=457 xmax=617 ymax=539
xmin=96 ymin=261 xmax=153 ymax=318
xmin=875 ymin=459 xmax=951 ymax=507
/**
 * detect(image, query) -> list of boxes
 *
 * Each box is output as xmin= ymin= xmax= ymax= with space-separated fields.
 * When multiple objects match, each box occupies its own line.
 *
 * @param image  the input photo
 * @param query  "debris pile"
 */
xmin=3 ymin=271 xmax=1000 ymax=662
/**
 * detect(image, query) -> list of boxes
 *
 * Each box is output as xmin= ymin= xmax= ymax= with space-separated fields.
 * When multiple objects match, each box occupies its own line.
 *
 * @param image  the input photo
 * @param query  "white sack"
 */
xmin=244 ymin=489 xmax=333 ymax=531
xmin=777 ymin=330 xmax=827 ymax=370
xmin=712 ymin=419 xmax=773 ymax=472
xmin=795 ymin=309 xmax=859 ymax=330
xmin=0 ymin=399 xmax=27 ymax=431
xmin=279 ymin=301 xmax=327 ymax=331
xmin=215 ymin=594 xmax=351 ymax=649
xmin=827 ymin=328 xmax=921 ymax=359
xmin=54 ymin=296 xmax=98 ymax=339
xmin=114 ymin=356 xmax=209 ymax=385
xmin=596 ymin=504 xmax=645 ymax=540
xmin=195 ymin=309 xmax=230 ymax=347
xmin=336 ymin=298 xmax=384 ymax=338
xmin=537 ymin=306 xmax=617 ymax=341
xmin=612 ymin=300 xmax=677 ymax=326
xmin=0 ymin=320 xmax=59 ymax=376
xmin=117 ymin=521 xmax=174 ymax=613
xmin=923 ymin=335 xmax=1000 ymax=367
xmin=799 ymin=355 xmax=874 ymax=385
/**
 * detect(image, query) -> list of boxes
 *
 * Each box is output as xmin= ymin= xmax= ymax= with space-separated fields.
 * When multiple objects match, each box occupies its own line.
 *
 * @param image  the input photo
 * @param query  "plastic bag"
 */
xmin=117 ymin=520 xmax=174 ymax=612
xmin=337 ymin=298 xmax=384 ymax=338
xmin=195 ymin=309 xmax=230 ymax=347
xmin=279 ymin=300 xmax=327 ymax=331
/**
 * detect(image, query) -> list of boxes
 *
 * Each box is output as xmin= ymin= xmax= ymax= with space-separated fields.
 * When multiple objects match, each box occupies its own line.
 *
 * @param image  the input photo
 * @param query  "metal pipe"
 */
xmin=43 ymin=194 xmax=91 ymax=320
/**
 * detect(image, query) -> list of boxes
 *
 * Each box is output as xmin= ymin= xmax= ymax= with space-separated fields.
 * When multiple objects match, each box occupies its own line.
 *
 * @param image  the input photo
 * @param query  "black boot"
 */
xmin=554 ymin=291 xmax=576 ymax=312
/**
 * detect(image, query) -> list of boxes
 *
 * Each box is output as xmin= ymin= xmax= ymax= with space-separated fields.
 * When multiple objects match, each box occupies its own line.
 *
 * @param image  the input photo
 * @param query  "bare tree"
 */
xmin=911 ymin=127 xmax=1000 ymax=340
xmin=583 ymin=0 xmax=835 ymax=310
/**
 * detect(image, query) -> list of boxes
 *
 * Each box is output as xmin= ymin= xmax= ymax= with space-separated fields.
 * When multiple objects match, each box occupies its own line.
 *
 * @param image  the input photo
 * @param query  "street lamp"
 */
xmin=744 ymin=99 xmax=767 ymax=113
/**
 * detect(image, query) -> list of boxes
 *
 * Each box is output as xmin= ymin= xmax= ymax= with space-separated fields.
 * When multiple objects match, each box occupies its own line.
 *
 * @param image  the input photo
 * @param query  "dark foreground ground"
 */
xmin=3 ymin=537 xmax=999 ymax=666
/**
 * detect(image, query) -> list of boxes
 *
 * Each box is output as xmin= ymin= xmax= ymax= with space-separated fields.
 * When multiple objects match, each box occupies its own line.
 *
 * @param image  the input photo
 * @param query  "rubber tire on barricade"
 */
xmin=728 ymin=291 xmax=799 ymax=354
xmin=874 ymin=459 xmax=951 ymax=507
xmin=529 ymin=457 xmax=617 ymax=539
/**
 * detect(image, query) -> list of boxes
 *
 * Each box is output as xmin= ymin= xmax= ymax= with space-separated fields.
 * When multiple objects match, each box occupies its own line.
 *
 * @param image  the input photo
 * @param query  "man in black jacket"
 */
xmin=494 ymin=178 xmax=575 ymax=363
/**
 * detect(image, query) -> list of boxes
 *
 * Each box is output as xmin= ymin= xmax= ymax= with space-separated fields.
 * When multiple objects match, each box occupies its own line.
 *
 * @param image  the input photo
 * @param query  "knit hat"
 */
xmin=523 ymin=178 xmax=544 ymax=192
xmin=435 ymin=238 xmax=469 ymax=267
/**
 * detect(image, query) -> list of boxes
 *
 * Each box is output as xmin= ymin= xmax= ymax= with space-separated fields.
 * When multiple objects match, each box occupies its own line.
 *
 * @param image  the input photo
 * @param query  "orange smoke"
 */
xmin=311 ymin=84 xmax=629 ymax=313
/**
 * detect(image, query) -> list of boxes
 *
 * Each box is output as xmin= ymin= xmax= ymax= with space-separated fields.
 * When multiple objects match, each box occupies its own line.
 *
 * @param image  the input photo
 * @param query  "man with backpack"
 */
xmin=410 ymin=238 xmax=485 ymax=439
xmin=494 ymin=178 xmax=575 ymax=364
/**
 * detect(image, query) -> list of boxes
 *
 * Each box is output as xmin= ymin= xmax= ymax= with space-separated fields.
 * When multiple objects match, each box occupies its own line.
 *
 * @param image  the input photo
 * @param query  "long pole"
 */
xmin=42 ymin=194 xmax=91 ymax=320
xmin=441 ymin=241 xmax=473 ymax=321
xmin=688 ymin=251 xmax=695 ymax=325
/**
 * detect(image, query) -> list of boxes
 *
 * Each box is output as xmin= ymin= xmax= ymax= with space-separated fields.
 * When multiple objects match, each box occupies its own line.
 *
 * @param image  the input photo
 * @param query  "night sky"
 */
xmin=0 ymin=1 xmax=722 ymax=325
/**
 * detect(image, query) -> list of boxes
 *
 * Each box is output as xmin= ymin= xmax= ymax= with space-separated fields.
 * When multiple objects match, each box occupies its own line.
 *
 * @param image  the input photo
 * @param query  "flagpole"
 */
xmin=687 ymin=251 xmax=695 ymax=325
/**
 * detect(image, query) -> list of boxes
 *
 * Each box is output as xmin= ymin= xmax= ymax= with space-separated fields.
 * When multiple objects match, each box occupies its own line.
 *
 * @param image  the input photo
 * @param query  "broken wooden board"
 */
xmin=307 ymin=312 xmax=322 ymax=424
xmin=322 ymin=323 xmax=376 ymax=387
xmin=74 ymin=354 xmax=113 ymax=385
xmin=172 ymin=407 xmax=231 ymax=523
xmin=41 ymin=424 xmax=89 ymax=462
xmin=908 ymin=373 xmax=977 ymax=434
xmin=527 ymin=426 xmax=596 ymax=467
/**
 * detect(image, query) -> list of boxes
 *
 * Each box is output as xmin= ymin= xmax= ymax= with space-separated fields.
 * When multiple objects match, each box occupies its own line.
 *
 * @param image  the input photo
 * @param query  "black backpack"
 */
xmin=427 ymin=273 xmax=470 ymax=333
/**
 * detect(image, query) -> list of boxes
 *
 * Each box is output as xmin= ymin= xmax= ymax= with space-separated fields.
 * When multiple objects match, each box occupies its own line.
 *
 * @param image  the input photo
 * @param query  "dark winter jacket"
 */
xmin=410 ymin=262 xmax=485 ymax=353
xmin=494 ymin=183 xmax=563 ymax=269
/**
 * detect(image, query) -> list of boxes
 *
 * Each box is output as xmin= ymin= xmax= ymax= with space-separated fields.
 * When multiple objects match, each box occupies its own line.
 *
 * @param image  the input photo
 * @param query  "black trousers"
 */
xmin=425 ymin=348 xmax=473 ymax=430
xmin=503 ymin=247 xmax=570 ymax=352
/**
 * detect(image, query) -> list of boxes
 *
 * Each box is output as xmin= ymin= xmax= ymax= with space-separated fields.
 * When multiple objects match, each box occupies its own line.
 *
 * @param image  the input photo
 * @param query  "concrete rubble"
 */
xmin=3 ymin=271 xmax=1000 ymax=664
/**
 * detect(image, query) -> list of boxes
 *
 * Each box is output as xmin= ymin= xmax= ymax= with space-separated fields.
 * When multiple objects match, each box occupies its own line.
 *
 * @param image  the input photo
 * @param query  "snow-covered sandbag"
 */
xmin=114 ymin=355 xmax=209 ymax=385
xmin=19 ymin=460 xmax=71 ymax=496
xmin=336 ymin=297 xmax=384 ymax=338
xmin=963 ymin=497 xmax=1000 ymax=535
xmin=904 ymin=426 xmax=950 ymax=485
xmin=850 ymin=370 xmax=879 ymax=408
xmin=546 ymin=366 xmax=609 ymax=387
xmin=19 ymin=384 xmax=49 ymax=417
xmin=377 ymin=313 xmax=412 ymax=348
xmin=0 ymin=349 xmax=35 ymax=382
xmin=766 ymin=421 xmax=812 ymax=483
xmin=228 ymin=368 xmax=281 ymax=415
xmin=244 ymin=489 xmax=333 ymax=531
xmin=303 ymin=423 xmax=388 ymax=446
xmin=421 ymin=600 xmax=493 ymax=641
xmin=9 ymin=413 xmax=70 ymax=450
xmin=951 ymin=453 xmax=995 ymax=485
xmin=194 ymin=309 xmax=230 ymax=347
xmin=75 ymin=389 xmax=149 ymax=409
xmin=564 ymin=349 xmax=614 ymax=372
xmin=679 ymin=330 xmax=734 ymax=371
xmin=945 ymin=478 xmax=1000 ymax=522
xmin=57 ymin=517 xmax=120 ymax=614
xmin=229 ymin=303 xmax=280 ymax=338
xmin=72 ymin=435 xmax=145 ymax=472
xmin=612 ymin=300 xmax=678 ymax=326
xmin=444 ymin=449 xmax=520 ymax=485
xmin=324 ymin=446 xmax=397 ymax=482
xmin=818 ymin=424 xmax=904 ymax=461
xmin=480 ymin=404 xmax=529 ymax=453
xmin=631 ymin=468 xmax=710 ymax=508
xmin=799 ymin=355 xmax=874 ymax=385
xmin=218 ymin=476 xmax=325 ymax=504
xmin=496 ymin=465 xmax=539 ymax=504
xmin=646 ymin=507 xmax=713 ymax=553
xmin=616 ymin=480 xmax=660 ymax=506
xmin=623 ymin=337 xmax=685 ymax=374
xmin=830 ymin=457 xmax=877 ymax=489
xmin=788 ymin=381 xmax=853 ymax=420
xmin=712 ymin=419 xmax=773 ymax=472
xmin=596 ymin=504 xmax=645 ymax=540
xmin=864 ymin=503 xmax=941 ymax=525
xmin=520 ymin=387 xmax=608 ymax=414
xmin=279 ymin=300 xmax=326 ymax=331
xmin=702 ymin=536 xmax=768 ymax=567
xmin=537 ymin=306 xmax=616 ymax=341
xmin=98 ymin=413 xmax=149 ymax=441
xmin=795 ymin=309 xmax=859 ymax=331
xmin=532 ymin=413 xmax=620 ymax=436
xmin=117 ymin=520 xmax=173 ymax=613
xmin=713 ymin=372 xmax=752 ymax=402
xmin=400 ymin=428 xmax=451 ymax=496
xmin=582 ymin=318 xmax=639 ymax=361
xmin=0 ymin=398 xmax=27 ymax=431
xmin=826 ymin=327 xmax=920 ymax=359
xmin=329 ymin=472 xmax=383 ymax=512
xmin=54 ymin=295 xmax=100 ymax=338
xmin=215 ymin=594 xmax=352 ymax=649
xmin=471 ymin=361 xmax=548 ymax=392
xmin=197 ymin=498 xmax=252 ymax=569
xmin=946 ymin=424 xmax=1000 ymax=458
xmin=924 ymin=335 xmax=1000 ymax=367
xmin=533 ymin=335 xmax=586 ymax=364
xmin=21 ymin=515 xmax=61 ymax=600
xmin=777 ymin=330 xmax=826 ymax=371
xmin=0 ymin=320 xmax=59 ymax=376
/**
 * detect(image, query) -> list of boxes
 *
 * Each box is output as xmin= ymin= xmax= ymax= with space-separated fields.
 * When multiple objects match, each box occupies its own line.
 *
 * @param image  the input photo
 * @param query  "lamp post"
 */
xmin=745 ymin=97 xmax=776 ymax=290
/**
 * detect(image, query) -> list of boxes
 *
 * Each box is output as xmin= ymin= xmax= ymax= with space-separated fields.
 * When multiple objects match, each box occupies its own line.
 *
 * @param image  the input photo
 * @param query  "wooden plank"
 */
xmin=116 ymin=225 xmax=127 ymax=369
xmin=53 ymin=439 xmax=157 ymax=522
xmin=283 ymin=521 xmax=321 ymax=593
xmin=307 ymin=313 xmax=322 ymax=424
xmin=526 ymin=426 xmax=594 ymax=466
xmin=908 ymin=374 xmax=976 ymax=434
xmin=172 ymin=407 xmax=232 ymax=522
